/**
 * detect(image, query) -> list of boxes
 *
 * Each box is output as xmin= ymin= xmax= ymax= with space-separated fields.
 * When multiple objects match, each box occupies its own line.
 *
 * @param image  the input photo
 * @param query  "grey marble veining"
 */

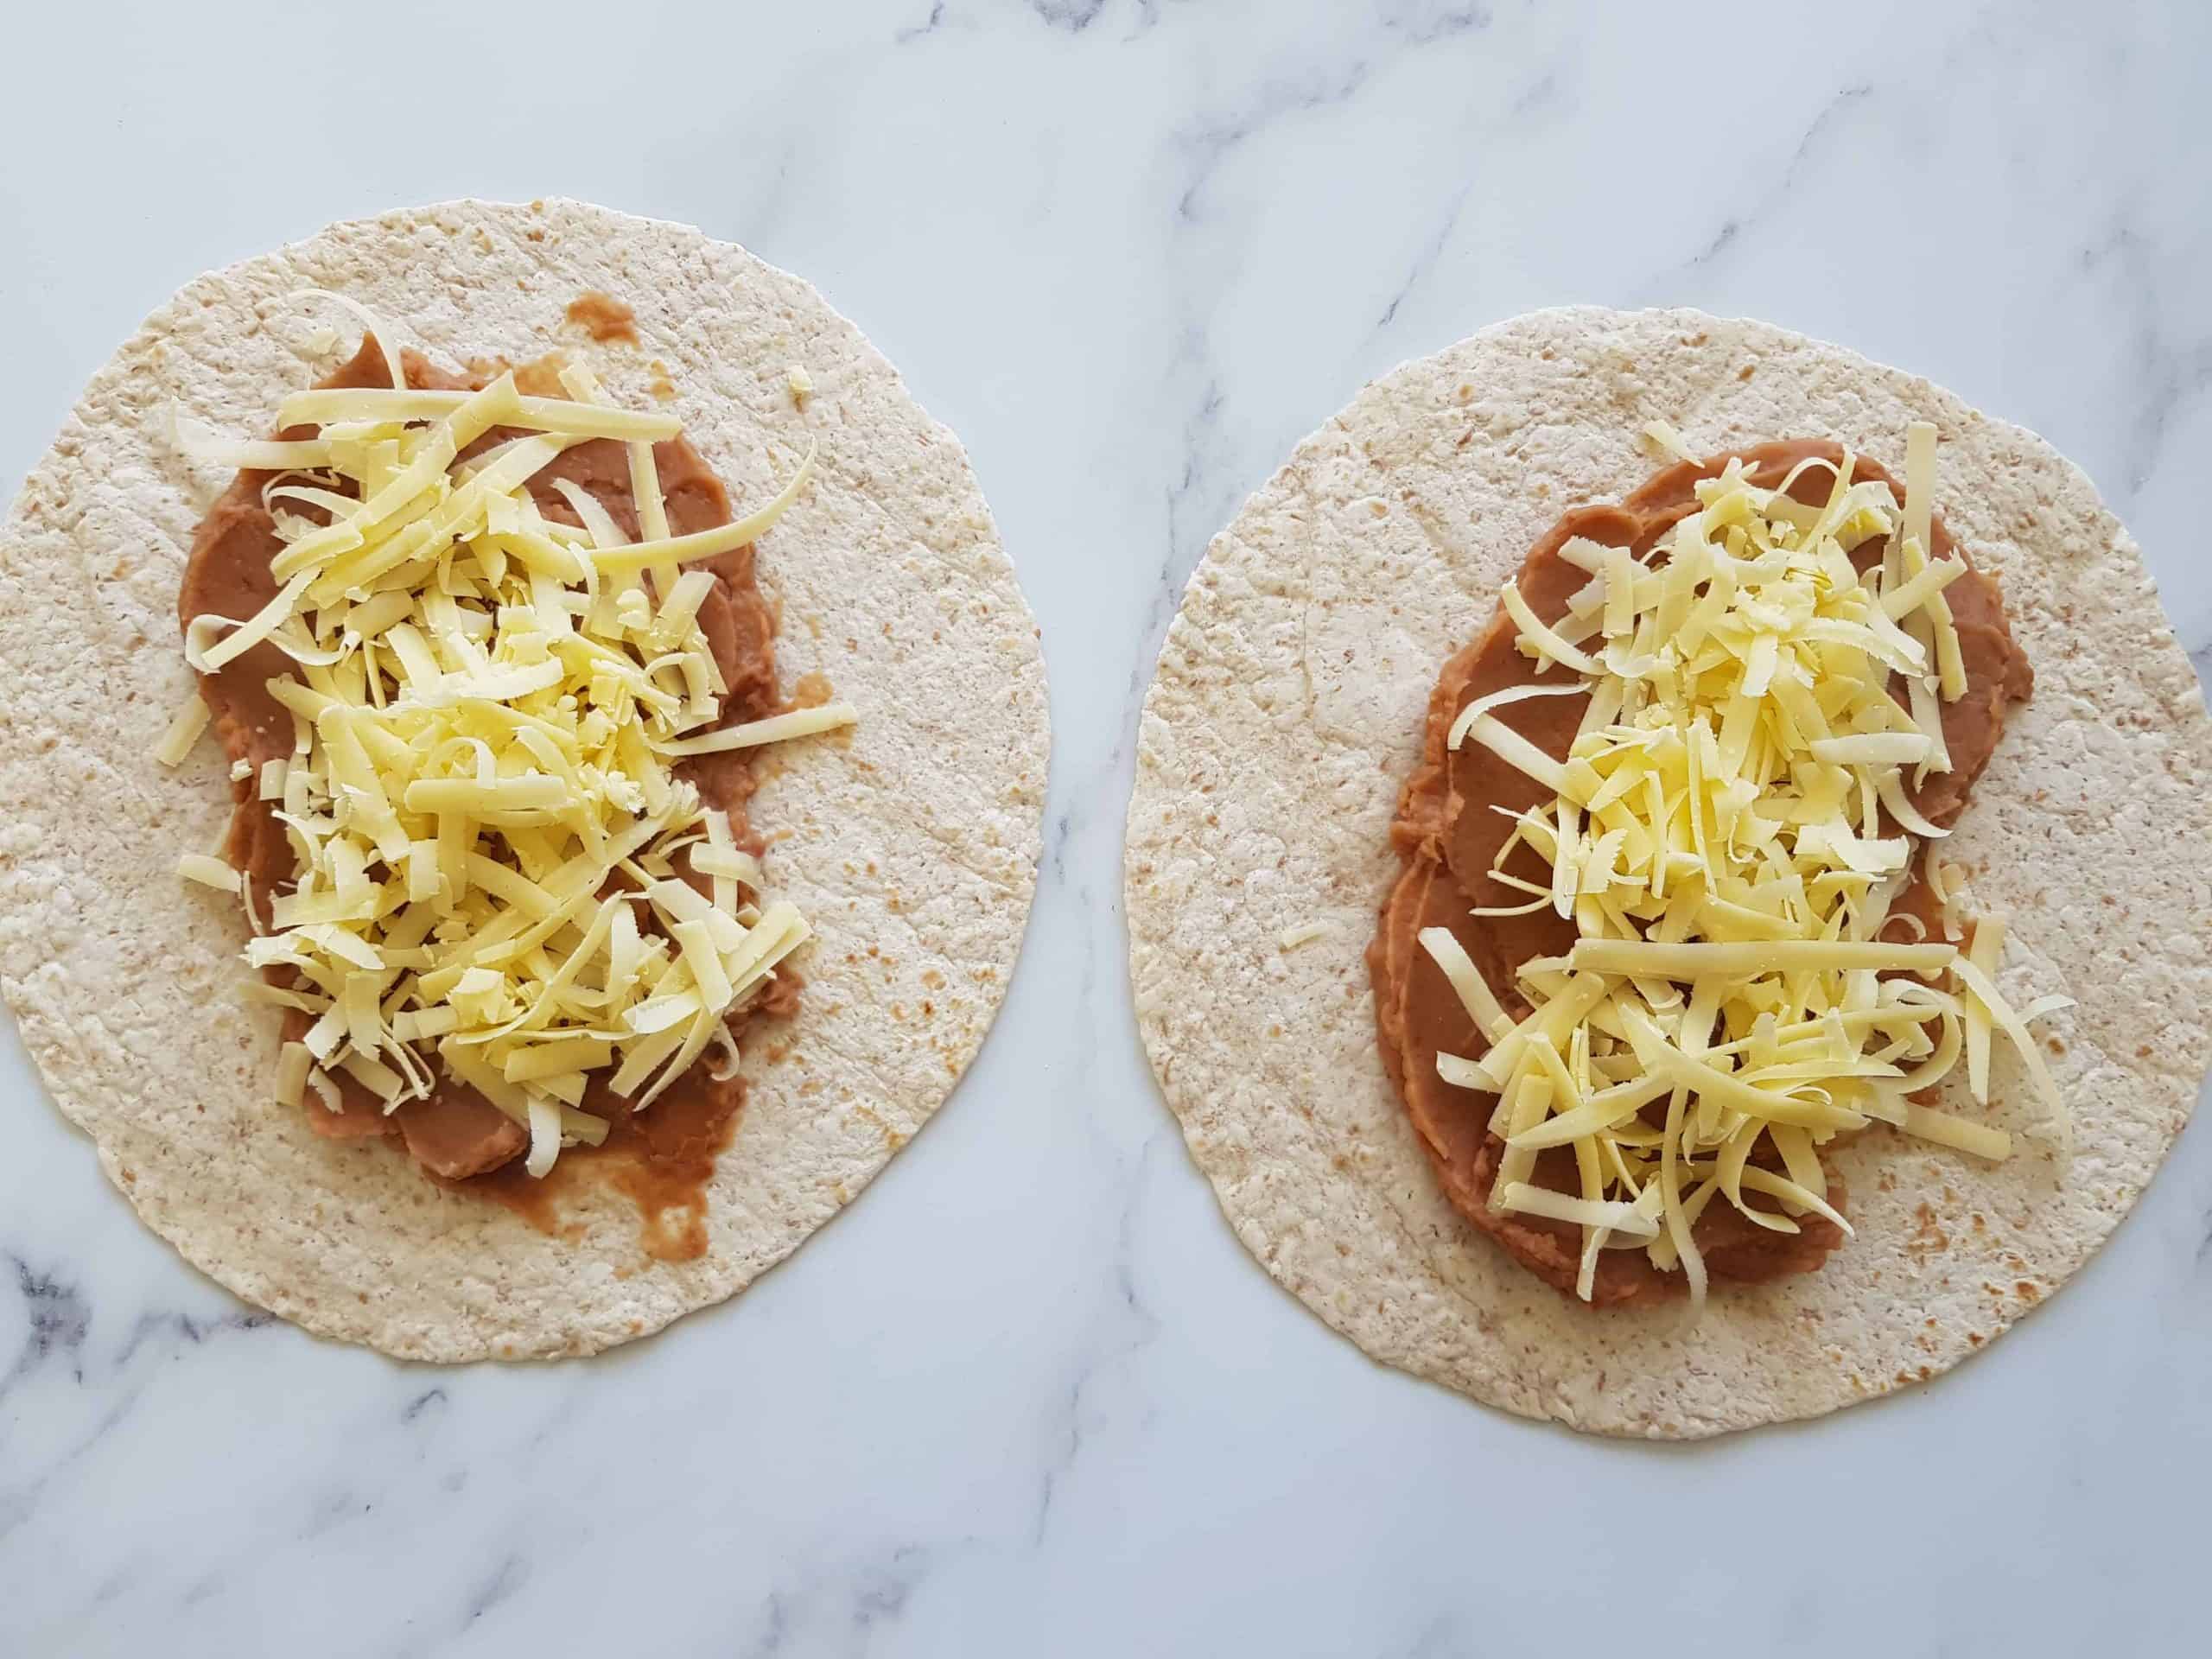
xmin=2 ymin=2 xmax=2208 ymax=1655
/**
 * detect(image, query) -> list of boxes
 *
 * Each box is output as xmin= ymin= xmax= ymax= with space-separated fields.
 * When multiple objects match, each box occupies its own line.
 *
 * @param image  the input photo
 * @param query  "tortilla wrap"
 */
xmin=1126 ymin=305 xmax=2211 ymax=1437
xmin=0 ymin=199 xmax=1048 ymax=1361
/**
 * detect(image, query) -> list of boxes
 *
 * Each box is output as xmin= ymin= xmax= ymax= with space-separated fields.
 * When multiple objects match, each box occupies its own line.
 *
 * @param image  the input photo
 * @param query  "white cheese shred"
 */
xmin=154 ymin=693 xmax=212 ymax=766
xmin=658 ymin=702 xmax=858 ymax=758
xmin=177 ymin=853 xmax=242 ymax=893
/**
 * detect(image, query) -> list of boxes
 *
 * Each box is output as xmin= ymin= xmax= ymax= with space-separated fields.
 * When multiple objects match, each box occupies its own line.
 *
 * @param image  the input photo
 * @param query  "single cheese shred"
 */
xmin=154 ymin=692 xmax=213 ymax=766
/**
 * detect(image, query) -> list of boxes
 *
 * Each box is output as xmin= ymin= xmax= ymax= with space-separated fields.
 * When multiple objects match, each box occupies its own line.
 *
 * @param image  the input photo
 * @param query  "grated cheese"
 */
xmin=1430 ymin=429 xmax=2065 ymax=1312
xmin=174 ymin=297 xmax=852 ymax=1176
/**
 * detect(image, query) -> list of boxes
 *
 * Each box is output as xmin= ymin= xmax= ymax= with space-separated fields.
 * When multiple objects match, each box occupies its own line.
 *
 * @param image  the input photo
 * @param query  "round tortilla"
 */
xmin=1126 ymin=305 xmax=2212 ymax=1438
xmin=0 ymin=199 xmax=1047 ymax=1361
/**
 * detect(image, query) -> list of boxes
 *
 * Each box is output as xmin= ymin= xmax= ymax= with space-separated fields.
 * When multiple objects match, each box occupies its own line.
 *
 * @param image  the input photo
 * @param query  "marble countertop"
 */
xmin=3 ymin=3 xmax=2208 ymax=1654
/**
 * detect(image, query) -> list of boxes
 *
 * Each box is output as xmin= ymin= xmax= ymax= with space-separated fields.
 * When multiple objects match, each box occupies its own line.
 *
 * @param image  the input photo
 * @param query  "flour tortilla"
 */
xmin=1127 ymin=305 xmax=2212 ymax=1438
xmin=0 ymin=199 xmax=1047 ymax=1361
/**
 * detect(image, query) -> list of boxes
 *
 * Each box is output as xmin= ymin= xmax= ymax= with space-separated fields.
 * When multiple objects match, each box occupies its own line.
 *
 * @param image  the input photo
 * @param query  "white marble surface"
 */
xmin=2 ymin=2 xmax=2208 ymax=1654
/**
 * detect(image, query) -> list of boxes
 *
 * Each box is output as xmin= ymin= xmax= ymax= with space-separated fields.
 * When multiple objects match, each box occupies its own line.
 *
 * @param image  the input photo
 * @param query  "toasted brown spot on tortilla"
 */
xmin=566 ymin=290 xmax=638 ymax=344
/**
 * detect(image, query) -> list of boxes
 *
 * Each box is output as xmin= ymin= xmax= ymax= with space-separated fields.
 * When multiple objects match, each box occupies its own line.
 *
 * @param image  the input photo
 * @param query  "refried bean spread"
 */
xmin=179 ymin=339 xmax=796 ymax=1226
xmin=1369 ymin=442 xmax=2031 ymax=1305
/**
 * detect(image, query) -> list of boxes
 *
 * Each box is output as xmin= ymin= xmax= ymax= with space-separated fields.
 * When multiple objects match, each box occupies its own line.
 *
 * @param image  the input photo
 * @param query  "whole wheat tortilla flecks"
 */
xmin=1125 ymin=306 xmax=2212 ymax=1438
xmin=0 ymin=199 xmax=1048 ymax=1361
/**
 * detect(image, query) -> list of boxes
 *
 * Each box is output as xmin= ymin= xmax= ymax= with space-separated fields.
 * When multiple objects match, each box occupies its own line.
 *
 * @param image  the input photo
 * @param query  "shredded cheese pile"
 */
xmin=1428 ymin=423 xmax=2068 ymax=1310
xmin=161 ymin=319 xmax=854 ymax=1177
